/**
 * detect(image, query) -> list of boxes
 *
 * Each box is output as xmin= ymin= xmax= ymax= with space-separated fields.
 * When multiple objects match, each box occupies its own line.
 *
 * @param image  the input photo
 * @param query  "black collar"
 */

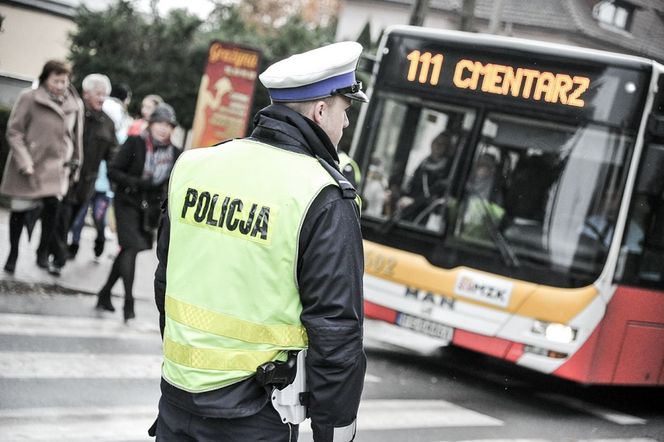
xmin=250 ymin=104 xmax=339 ymax=167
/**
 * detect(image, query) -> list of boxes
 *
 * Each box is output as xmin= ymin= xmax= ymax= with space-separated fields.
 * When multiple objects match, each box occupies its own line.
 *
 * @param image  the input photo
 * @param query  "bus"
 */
xmin=352 ymin=25 xmax=664 ymax=386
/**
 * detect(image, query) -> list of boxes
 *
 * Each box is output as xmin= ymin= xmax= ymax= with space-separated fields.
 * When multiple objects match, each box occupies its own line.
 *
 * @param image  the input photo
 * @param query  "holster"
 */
xmin=256 ymin=350 xmax=308 ymax=424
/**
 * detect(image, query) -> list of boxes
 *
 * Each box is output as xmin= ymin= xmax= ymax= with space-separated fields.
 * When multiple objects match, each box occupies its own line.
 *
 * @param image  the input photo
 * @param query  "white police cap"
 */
xmin=259 ymin=41 xmax=368 ymax=103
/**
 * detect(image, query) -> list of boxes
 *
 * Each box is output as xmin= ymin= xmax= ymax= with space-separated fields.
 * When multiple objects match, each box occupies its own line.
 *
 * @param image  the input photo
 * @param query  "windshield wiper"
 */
xmin=472 ymin=194 xmax=520 ymax=268
xmin=379 ymin=206 xmax=405 ymax=233
xmin=380 ymin=196 xmax=449 ymax=234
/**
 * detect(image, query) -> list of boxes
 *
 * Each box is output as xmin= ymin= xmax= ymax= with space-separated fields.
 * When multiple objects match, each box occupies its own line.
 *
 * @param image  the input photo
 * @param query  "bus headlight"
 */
xmin=531 ymin=320 xmax=577 ymax=344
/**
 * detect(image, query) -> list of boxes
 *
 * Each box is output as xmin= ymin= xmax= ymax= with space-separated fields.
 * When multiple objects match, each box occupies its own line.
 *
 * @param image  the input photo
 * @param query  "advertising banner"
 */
xmin=191 ymin=41 xmax=261 ymax=148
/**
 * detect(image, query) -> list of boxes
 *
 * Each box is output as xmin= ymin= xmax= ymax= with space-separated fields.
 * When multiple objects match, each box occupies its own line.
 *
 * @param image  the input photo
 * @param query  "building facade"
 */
xmin=0 ymin=0 xmax=79 ymax=107
xmin=335 ymin=0 xmax=664 ymax=63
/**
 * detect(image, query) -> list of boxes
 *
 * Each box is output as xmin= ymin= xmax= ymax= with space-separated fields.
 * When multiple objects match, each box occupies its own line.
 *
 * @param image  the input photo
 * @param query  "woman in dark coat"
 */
xmin=96 ymin=103 xmax=180 ymax=322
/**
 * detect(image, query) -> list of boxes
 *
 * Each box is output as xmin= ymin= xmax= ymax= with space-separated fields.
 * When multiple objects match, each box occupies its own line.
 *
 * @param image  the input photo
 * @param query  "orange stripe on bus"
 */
xmin=363 ymin=240 xmax=598 ymax=324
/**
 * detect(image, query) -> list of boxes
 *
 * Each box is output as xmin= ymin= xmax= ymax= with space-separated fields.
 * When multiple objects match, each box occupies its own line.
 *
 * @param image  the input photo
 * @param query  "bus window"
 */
xmin=451 ymin=113 xmax=633 ymax=282
xmin=617 ymin=142 xmax=664 ymax=286
xmin=360 ymin=96 xmax=475 ymax=232
xmin=361 ymin=98 xmax=407 ymax=218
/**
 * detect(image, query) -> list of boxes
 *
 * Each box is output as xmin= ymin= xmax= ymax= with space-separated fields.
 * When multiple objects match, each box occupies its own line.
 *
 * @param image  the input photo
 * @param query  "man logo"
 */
xmin=404 ymin=287 xmax=456 ymax=310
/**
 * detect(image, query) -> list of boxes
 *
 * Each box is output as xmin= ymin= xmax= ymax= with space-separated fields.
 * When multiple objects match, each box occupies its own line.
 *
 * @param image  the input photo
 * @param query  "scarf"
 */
xmin=142 ymin=134 xmax=175 ymax=185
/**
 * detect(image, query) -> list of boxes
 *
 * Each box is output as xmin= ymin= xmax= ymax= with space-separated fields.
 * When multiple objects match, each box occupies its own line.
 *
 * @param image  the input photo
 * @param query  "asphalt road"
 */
xmin=0 ymin=289 xmax=662 ymax=442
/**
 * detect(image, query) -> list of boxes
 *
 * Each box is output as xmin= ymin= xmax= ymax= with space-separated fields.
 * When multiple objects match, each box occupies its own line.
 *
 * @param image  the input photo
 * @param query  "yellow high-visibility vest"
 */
xmin=163 ymin=139 xmax=337 ymax=392
xmin=338 ymin=151 xmax=362 ymax=186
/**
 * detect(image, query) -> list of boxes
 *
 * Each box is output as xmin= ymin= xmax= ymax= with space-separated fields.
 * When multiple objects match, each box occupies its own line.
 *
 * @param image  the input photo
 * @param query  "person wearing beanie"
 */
xmin=95 ymin=102 xmax=180 ymax=323
xmin=151 ymin=42 xmax=368 ymax=441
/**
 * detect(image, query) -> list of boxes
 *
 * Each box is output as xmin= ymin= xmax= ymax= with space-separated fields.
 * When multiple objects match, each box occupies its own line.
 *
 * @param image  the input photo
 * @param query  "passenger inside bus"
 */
xmin=363 ymin=157 xmax=389 ymax=217
xmin=503 ymin=153 xmax=559 ymax=222
xmin=396 ymin=131 xmax=456 ymax=226
xmin=458 ymin=152 xmax=505 ymax=242
xmin=501 ymin=151 xmax=560 ymax=254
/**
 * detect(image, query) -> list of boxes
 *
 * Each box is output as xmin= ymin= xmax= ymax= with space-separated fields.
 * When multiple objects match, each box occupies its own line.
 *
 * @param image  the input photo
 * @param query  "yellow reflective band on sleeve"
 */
xmin=355 ymin=195 xmax=362 ymax=216
xmin=163 ymin=337 xmax=282 ymax=371
xmin=165 ymin=295 xmax=308 ymax=347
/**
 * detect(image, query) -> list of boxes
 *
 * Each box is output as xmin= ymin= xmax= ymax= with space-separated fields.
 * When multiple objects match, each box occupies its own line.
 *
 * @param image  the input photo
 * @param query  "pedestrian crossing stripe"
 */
xmin=0 ymin=351 xmax=163 ymax=379
xmin=0 ymin=405 xmax=656 ymax=442
xmin=0 ymin=312 xmax=160 ymax=339
xmin=0 ymin=311 xmax=652 ymax=440
xmin=0 ymin=400 xmax=503 ymax=442
xmin=537 ymin=393 xmax=647 ymax=425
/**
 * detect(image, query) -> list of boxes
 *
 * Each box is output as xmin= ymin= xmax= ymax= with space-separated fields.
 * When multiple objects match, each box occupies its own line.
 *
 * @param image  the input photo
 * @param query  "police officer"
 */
xmin=152 ymin=42 xmax=368 ymax=442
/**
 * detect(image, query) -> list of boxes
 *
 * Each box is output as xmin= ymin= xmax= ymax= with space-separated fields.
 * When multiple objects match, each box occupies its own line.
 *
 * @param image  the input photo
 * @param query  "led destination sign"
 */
xmin=379 ymin=34 xmax=650 ymax=127
xmin=406 ymin=50 xmax=590 ymax=107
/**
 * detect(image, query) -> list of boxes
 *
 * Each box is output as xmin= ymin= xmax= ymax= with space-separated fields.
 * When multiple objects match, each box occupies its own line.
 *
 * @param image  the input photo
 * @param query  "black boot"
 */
xmin=36 ymin=249 xmax=49 ymax=269
xmin=4 ymin=252 xmax=17 ymax=273
xmin=93 ymin=238 xmax=104 ymax=258
xmin=123 ymin=297 xmax=135 ymax=323
xmin=68 ymin=243 xmax=79 ymax=260
xmin=96 ymin=289 xmax=115 ymax=312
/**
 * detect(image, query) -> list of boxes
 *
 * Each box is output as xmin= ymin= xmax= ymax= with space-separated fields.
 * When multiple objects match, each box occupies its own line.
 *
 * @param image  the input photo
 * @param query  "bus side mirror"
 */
xmin=648 ymin=114 xmax=664 ymax=137
xmin=358 ymin=54 xmax=376 ymax=74
xmin=635 ymin=142 xmax=664 ymax=196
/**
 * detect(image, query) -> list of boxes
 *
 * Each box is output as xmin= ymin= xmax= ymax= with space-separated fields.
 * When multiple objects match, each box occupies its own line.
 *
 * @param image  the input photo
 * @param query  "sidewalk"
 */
xmin=0 ymin=206 xmax=158 ymax=303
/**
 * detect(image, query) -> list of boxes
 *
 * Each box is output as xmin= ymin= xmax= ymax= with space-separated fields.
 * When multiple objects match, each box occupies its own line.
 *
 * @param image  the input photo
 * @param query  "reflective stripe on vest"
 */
xmin=163 ymin=139 xmax=338 ymax=392
xmin=165 ymin=295 xmax=307 ymax=347
xmin=164 ymin=337 xmax=283 ymax=371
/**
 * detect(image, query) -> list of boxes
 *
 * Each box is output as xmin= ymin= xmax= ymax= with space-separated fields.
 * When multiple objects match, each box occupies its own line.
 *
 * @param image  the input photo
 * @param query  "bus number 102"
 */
xmin=407 ymin=50 xmax=444 ymax=85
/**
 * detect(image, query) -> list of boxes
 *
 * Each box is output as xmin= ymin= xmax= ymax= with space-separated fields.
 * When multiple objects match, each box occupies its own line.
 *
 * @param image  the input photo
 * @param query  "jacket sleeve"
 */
xmin=70 ymin=93 xmax=85 ymax=182
xmin=5 ymin=90 xmax=34 ymax=173
xmin=108 ymin=136 xmax=141 ymax=189
xmin=154 ymin=201 xmax=170 ymax=338
xmin=104 ymin=119 xmax=119 ymax=164
xmin=298 ymin=186 xmax=366 ymax=442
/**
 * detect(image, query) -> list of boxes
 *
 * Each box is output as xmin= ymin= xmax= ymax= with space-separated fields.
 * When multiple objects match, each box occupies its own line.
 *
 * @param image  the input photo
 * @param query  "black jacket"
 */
xmin=67 ymin=106 xmax=117 ymax=204
xmin=154 ymin=104 xmax=366 ymax=441
xmin=110 ymin=135 xmax=180 ymax=250
xmin=109 ymin=135 xmax=179 ymax=207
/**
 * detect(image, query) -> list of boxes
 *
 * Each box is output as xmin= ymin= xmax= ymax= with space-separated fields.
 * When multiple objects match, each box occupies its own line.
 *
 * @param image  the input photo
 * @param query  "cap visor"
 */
xmin=344 ymin=90 xmax=369 ymax=103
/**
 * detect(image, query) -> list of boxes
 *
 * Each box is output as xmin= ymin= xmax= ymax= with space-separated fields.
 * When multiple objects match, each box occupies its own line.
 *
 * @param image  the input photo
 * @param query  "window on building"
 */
xmin=593 ymin=0 xmax=635 ymax=31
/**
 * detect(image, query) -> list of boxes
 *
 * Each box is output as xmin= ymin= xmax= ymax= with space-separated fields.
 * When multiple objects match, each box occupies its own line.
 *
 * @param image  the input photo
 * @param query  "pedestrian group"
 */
xmin=1 ymin=59 xmax=178 ymax=323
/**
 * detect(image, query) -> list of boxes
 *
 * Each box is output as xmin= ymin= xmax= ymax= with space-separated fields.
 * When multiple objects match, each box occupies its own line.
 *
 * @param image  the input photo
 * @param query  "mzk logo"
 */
xmin=454 ymin=271 xmax=513 ymax=307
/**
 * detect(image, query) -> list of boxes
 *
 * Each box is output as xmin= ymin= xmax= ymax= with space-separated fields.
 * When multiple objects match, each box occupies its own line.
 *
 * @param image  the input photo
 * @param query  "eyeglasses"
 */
xmin=333 ymin=82 xmax=363 ymax=96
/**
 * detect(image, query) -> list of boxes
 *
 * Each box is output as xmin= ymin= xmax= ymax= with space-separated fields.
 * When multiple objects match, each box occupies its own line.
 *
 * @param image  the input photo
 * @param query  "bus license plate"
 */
xmin=396 ymin=313 xmax=454 ymax=341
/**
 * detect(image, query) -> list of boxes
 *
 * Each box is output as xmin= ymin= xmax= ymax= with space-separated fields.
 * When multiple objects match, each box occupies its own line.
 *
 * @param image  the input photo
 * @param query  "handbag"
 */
xmin=140 ymin=199 xmax=161 ymax=233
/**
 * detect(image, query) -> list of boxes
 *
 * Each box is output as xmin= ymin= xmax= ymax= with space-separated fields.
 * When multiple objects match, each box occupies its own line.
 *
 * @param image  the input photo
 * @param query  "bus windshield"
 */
xmin=360 ymin=95 xmax=635 ymax=287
